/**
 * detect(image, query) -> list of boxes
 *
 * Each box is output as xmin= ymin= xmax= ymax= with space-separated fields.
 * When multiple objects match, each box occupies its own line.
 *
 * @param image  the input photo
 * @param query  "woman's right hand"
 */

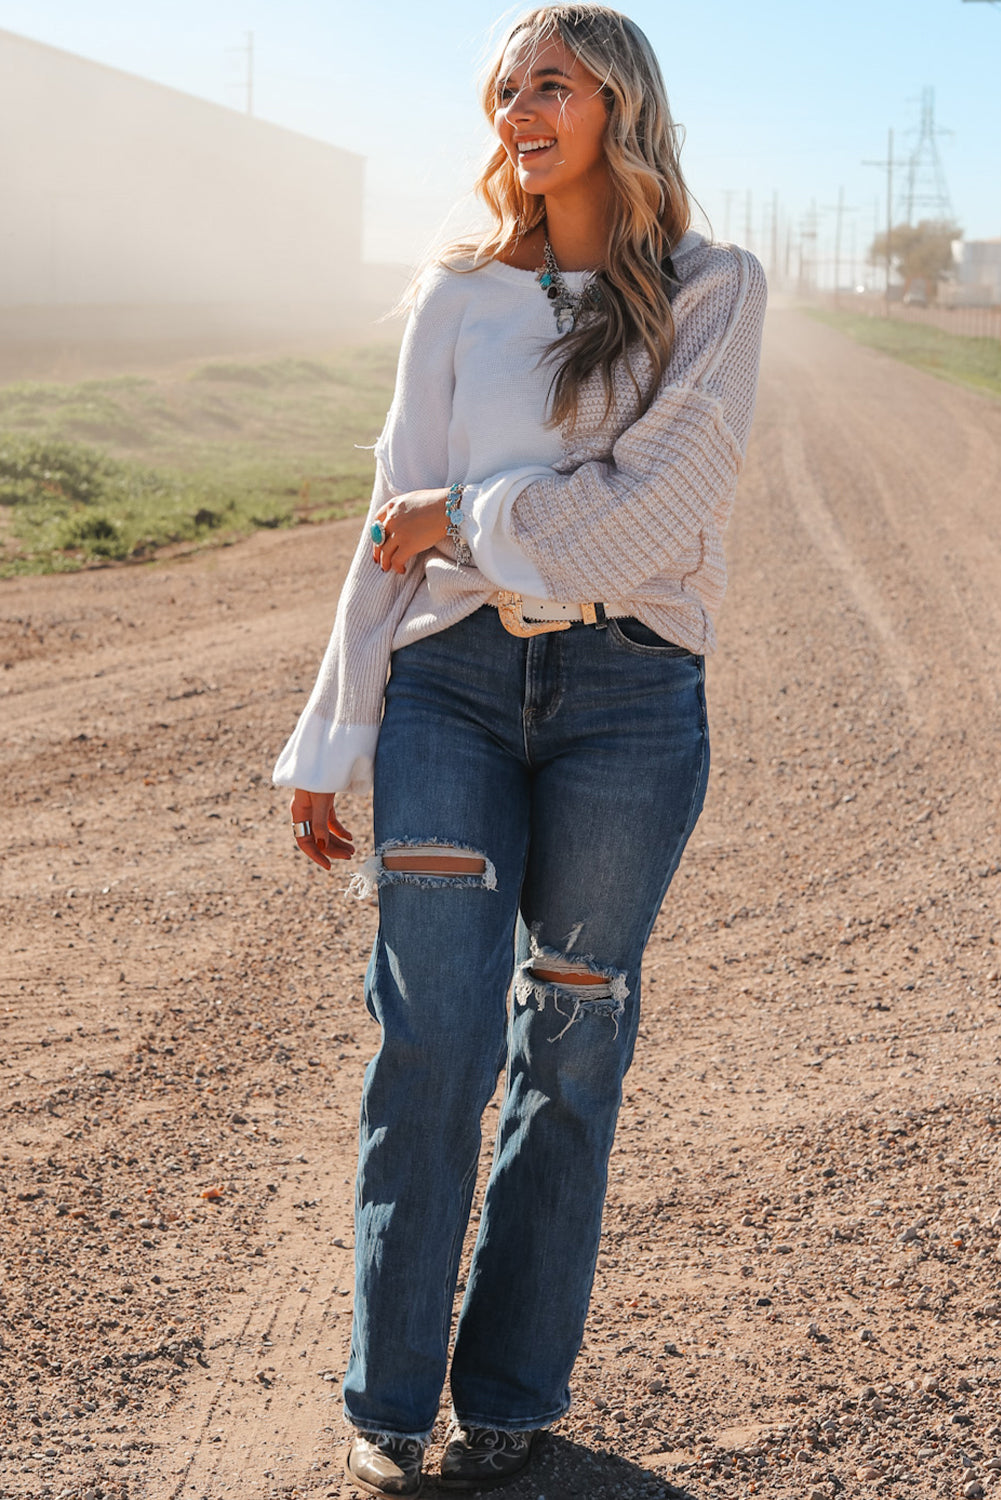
xmin=290 ymin=790 xmax=355 ymax=871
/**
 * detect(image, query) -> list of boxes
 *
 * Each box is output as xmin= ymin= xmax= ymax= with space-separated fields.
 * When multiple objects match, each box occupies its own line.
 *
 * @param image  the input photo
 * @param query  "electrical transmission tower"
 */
xmin=902 ymin=87 xmax=953 ymax=223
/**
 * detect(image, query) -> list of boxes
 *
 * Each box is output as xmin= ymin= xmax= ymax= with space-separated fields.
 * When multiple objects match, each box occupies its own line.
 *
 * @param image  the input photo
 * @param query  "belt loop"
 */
xmin=593 ymin=602 xmax=608 ymax=630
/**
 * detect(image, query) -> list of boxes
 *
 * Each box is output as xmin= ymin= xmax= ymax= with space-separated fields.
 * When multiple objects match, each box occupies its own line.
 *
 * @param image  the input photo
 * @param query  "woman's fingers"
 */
xmin=328 ymin=805 xmax=355 ymax=846
xmin=381 ymin=537 xmax=407 ymax=574
xmin=371 ymin=503 xmax=393 ymax=565
xmin=291 ymin=791 xmax=330 ymax=871
xmin=290 ymin=791 xmax=354 ymax=872
xmin=371 ymin=490 xmax=448 ymax=575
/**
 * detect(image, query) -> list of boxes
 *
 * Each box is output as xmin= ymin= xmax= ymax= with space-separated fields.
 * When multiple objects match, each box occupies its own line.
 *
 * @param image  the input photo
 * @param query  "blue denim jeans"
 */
xmin=343 ymin=606 xmax=709 ymax=1439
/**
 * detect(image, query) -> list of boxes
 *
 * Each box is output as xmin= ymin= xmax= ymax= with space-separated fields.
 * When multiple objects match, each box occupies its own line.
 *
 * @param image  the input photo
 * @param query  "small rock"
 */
xmin=985 ymin=1457 xmax=1001 ymax=1472
xmin=983 ymin=1301 xmax=1000 ymax=1316
xmin=856 ymin=1464 xmax=883 ymax=1480
xmin=859 ymin=1328 xmax=875 ymax=1342
xmin=809 ymin=1489 xmax=829 ymax=1500
xmin=647 ymin=1379 xmax=664 ymax=1394
xmin=957 ymin=1377 xmax=973 ymax=1392
xmin=795 ymin=1448 xmax=813 ymax=1462
xmin=921 ymin=1374 xmax=939 ymax=1392
xmin=964 ymin=1484 xmax=984 ymax=1500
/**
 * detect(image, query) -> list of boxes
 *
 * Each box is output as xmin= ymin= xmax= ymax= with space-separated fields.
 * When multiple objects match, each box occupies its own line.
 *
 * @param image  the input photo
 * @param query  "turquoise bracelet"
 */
xmin=445 ymin=482 xmax=471 ymax=565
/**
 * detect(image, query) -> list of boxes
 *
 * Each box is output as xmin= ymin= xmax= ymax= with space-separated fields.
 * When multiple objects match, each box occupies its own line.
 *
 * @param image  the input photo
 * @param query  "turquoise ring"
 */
xmin=370 ymin=520 xmax=387 ymax=545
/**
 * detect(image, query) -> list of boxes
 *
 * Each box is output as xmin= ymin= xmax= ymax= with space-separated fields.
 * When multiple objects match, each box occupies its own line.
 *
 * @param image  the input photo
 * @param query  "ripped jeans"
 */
xmin=343 ymin=605 xmax=709 ymax=1439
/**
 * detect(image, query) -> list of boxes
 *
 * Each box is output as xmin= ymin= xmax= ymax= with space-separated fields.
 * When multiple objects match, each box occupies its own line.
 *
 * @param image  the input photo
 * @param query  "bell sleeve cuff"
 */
xmin=272 ymin=719 xmax=379 ymax=796
xmin=460 ymin=466 xmax=553 ymax=595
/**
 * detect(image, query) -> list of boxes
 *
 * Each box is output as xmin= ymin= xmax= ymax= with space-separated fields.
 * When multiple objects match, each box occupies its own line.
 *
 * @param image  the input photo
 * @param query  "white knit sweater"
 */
xmin=273 ymin=231 xmax=766 ymax=795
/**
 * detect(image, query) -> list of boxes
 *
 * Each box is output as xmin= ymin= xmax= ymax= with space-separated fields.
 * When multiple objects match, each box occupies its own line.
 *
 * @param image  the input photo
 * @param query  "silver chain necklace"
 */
xmin=535 ymin=238 xmax=602 ymax=335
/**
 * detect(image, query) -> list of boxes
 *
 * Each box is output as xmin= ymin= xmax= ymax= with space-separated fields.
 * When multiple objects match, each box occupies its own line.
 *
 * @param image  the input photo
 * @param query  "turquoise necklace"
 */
xmin=536 ymin=238 xmax=602 ymax=335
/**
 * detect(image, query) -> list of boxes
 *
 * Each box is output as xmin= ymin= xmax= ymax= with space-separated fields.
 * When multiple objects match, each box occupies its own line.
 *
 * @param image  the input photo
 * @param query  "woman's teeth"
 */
xmin=517 ymin=139 xmax=555 ymax=153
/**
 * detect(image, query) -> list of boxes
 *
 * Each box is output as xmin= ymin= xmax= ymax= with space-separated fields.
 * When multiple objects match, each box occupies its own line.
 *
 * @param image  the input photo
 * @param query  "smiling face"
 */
xmin=493 ymin=31 xmax=612 ymax=207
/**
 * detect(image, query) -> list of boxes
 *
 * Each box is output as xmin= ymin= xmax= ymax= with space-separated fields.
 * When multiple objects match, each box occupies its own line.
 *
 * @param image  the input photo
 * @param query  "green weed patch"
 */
xmin=808 ymin=309 xmax=1001 ymax=401
xmin=0 ymin=344 xmax=398 ymax=575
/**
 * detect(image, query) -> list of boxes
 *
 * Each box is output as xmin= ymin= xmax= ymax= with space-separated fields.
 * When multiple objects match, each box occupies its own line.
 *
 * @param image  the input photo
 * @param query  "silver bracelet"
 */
xmin=445 ymin=482 xmax=471 ymax=566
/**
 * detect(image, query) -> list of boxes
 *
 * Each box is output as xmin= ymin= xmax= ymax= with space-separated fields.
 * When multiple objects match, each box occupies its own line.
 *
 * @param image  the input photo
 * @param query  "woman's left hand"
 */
xmin=372 ymin=488 xmax=450 ymax=574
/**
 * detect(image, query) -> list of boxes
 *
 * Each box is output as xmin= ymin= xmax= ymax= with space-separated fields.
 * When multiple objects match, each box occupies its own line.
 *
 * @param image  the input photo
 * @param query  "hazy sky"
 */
xmin=2 ymin=0 xmax=999 ymax=278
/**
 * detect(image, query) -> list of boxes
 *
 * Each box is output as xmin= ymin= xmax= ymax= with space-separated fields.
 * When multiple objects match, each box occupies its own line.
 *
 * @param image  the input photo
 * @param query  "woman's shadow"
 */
xmin=423 ymin=1432 xmax=697 ymax=1499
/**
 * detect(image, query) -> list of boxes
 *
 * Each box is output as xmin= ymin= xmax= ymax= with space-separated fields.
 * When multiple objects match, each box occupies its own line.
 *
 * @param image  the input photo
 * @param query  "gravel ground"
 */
xmin=2 ymin=308 xmax=1000 ymax=1500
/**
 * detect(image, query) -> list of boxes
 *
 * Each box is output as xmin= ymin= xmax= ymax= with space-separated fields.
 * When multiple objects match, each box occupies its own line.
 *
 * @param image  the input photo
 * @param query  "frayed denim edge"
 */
xmin=448 ymin=1399 xmax=569 ymax=1433
xmin=514 ymin=937 xmax=629 ymax=1041
xmin=344 ymin=1413 xmax=435 ymax=1444
xmin=347 ymin=840 xmax=498 ymax=901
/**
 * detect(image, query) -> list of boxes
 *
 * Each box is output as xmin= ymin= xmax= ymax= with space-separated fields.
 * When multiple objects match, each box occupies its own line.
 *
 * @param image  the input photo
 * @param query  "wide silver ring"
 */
xmin=370 ymin=521 xmax=387 ymax=546
xmin=292 ymin=820 xmax=312 ymax=838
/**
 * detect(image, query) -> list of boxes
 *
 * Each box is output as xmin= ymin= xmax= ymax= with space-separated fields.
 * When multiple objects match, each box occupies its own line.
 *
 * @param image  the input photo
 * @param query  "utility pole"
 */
xmin=823 ymin=187 xmax=856 ymax=306
xmin=744 ymin=189 xmax=753 ymax=256
xmin=229 ymin=31 xmax=255 ymax=115
xmin=246 ymin=31 xmax=254 ymax=116
xmin=863 ymin=129 xmax=896 ymax=317
xmin=770 ymin=190 xmax=779 ymax=288
xmin=720 ymin=189 xmax=737 ymax=243
xmin=784 ymin=220 xmax=792 ymax=285
xmin=798 ymin=202 xmax=819 ymax=297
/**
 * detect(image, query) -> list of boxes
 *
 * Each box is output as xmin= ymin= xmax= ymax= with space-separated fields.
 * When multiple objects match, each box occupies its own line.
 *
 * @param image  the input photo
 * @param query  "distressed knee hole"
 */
xmin=348 ymin=842 xmax=497 ymax=898
xmin=382 ymin=846 xmax=486 ymax=876
xmin=530 ymin=965 xmax=610 ymax=989
xmin=515 ymin=939 xmax=630 ymax=1040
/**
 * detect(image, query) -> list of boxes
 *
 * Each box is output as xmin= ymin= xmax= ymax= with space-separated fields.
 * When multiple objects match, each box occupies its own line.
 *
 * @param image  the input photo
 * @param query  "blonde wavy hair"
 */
xmin=442 ymin=4 xmax=691 ymax=428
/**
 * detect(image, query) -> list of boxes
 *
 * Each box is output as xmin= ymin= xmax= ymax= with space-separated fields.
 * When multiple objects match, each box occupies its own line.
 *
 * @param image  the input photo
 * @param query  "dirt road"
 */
xmin=2 ymin=309 xmax=1000 ymax=1500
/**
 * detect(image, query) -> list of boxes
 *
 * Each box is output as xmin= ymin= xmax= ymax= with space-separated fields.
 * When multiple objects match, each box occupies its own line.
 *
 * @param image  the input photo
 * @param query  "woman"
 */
xmin=274 ymin=6 xmax=766 ymax=1495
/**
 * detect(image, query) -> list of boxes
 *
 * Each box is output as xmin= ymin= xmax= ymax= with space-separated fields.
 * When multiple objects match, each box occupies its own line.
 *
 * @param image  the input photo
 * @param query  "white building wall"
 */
xmin=0 ymin=29 xmax=363 ymax=310
xmin=956 ymin=239 xmax=1001 ymax=305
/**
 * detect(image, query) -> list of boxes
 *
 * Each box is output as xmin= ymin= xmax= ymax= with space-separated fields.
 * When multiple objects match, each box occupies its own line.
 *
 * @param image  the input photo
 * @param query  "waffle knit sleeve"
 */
xmin=271 ymin=464 xmax=422 ymax=793
xmin=272 ymin=269 xmax=467 ymax=794
xmin=467 ymin=247 xmax=766 ymax=605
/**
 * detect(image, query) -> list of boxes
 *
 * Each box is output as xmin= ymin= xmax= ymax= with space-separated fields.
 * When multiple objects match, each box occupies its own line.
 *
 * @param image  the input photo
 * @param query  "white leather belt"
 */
xmin=492 ymin=591 xmax=629 ymax=638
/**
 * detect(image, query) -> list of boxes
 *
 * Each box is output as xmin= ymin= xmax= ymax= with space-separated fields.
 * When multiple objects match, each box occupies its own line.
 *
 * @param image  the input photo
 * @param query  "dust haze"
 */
xmin=0 ymin=26 xmax=410 ymax=382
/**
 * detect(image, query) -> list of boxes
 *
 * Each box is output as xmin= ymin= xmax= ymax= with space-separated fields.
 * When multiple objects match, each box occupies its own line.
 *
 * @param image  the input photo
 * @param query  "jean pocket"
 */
xmin=608 ymin=617 xmax=694 ymax=657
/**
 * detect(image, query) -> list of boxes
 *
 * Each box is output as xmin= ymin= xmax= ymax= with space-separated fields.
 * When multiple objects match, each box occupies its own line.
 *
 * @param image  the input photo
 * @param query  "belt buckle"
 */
xmin=496 ymin=590 xmax=572 ymax=638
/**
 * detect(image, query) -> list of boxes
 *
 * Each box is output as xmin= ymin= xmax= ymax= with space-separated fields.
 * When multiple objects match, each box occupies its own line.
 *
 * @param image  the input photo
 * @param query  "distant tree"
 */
xmin=869 ymin=219 xmax=962 ymax=302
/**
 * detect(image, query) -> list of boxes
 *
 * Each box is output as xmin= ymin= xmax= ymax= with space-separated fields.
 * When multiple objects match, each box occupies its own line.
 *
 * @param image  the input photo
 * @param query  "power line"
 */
xmin=863 ymin=129 xmax=904 ymax=316
xmin=822 ymin=187 xmax=857 ymax=303
xmin=227 ymin=31 xmax=255 ymax=117
xmin=903 ymin=87 xmax=953 ymax=224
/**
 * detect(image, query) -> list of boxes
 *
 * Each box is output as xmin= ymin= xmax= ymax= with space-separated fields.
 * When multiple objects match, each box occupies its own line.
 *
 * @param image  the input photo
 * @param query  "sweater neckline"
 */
xmin=482 ymin=257 xmax=593 ymax=287
xmin=478 ymin=229 xmax=701 ymax=289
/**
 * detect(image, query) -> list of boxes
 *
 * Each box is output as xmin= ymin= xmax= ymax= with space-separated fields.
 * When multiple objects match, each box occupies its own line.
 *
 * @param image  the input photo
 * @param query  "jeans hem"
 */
xmin=344 ymin=1411 xmax=435 ymax=1444
xmin=448 ymin=1401 xmax=568 ymax=1433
